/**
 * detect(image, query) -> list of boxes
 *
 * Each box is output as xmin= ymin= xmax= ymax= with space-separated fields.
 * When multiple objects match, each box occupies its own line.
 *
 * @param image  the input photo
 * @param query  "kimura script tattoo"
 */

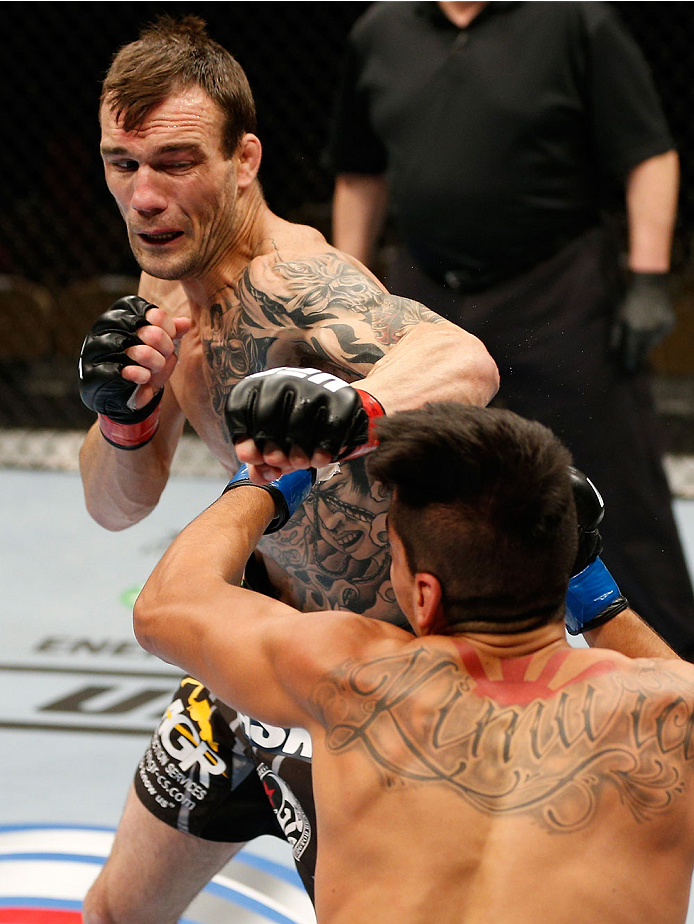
xmin=312 ymin=646 xmax=694 ymax=832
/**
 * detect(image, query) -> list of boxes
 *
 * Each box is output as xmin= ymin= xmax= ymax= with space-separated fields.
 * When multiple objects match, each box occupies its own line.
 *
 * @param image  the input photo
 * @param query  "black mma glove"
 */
xmin=609 ymin=271 xmax=675 ymax=372
xmin=225 ymin=366 xmax=385 ymax=462
xmin=223 ymin=464 xmax=316 ymax=533
xmin=79 ymin=296 xmax=162 ymax=449
xmin=565 ymin=467 xmax=629 ymax=635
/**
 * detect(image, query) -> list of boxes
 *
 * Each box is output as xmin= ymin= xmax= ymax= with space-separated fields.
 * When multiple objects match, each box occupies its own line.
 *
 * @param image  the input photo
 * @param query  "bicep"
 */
xmin=241 ymin=252 xmax=454 ymax=380
xmin=298 ymin=274 xmax=449 ymax=377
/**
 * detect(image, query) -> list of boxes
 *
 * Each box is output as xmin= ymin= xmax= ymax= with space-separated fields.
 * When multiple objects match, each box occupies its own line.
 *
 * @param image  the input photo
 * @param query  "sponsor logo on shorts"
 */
xmin=237 ymin=712 xmax=313 ymax=760
xmin=157 ymin=696 xmax=228 ymax=784
xmin=257 ymin=763 xmax=312 ymax=860
xmin=136 ymin=690 xmax=230 ymax=819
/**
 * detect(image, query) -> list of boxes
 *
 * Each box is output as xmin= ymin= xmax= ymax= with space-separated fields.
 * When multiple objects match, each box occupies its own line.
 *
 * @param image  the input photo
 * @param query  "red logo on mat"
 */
xmin=0 ymin=912 xmax=83 ymax=923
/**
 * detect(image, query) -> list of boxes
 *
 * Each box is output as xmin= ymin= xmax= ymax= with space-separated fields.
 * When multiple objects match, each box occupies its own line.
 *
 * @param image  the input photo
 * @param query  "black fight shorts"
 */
xmin=134 ymin=676 xmax=317 ymax=899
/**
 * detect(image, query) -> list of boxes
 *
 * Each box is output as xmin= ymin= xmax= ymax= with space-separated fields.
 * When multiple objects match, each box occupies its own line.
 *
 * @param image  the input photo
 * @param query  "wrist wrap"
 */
xmin=565 ymin=556 xmax=629 ymax=636
xmin=223 ymin=464 xmax=315 ymax=533
xmin=339 ymin=389 xmax=385 ymax=460
xmin=98 ymin=391 xmax=162 ymax=450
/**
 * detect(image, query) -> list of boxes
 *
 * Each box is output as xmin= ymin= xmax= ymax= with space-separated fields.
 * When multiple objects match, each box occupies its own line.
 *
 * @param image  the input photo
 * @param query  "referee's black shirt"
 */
xmin=329 ymin=1 xmax=674 ymax=290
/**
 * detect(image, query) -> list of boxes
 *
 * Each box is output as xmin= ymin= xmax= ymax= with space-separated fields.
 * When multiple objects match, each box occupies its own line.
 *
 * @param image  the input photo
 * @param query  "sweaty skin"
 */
xmin=134 ymin=485 xmax=694 ymax=924
xmin=82 ymin=88 xmax=498 ymax=622
xmin=79 ymin=86 xmax=498 ymax=922
xmin=153 ymin=244 xmax=460 ymax=620
xmin=309 ymin=641 xmax=694 ymax=924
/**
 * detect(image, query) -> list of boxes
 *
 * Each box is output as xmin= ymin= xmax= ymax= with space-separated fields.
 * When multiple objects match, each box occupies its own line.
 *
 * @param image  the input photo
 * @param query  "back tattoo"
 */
xmin=312 ymin=645 xmax=694 ymax=832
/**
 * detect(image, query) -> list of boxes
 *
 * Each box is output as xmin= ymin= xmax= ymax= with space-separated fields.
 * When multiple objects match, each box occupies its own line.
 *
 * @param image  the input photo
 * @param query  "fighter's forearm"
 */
xmin=358 ymin=318 xmax=500 ymax=412
xmin=584 ymin=607 xmax=679 ymax=659
xmin=332 ymin=173 xmax=389 ymax=268
xmin=134 ymin=486 xmax=275 ymax=663
xmin=79 ymin=390 xmax=185 ymax=530
xmin=626 ymin=149 xmax=679 ymax=273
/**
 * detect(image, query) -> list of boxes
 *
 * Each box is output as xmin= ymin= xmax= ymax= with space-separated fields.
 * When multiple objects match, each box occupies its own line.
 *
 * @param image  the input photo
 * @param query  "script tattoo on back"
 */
xmin=312 ymin=646 xmax=694 ymax=832
xmin=200 ymin=250 xmax=440 ymax=619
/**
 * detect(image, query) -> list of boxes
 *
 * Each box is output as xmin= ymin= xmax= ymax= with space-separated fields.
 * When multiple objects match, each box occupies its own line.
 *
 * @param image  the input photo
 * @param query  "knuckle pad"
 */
xmin=569 ymin=468 xmax=603 ymax=531
xmin=80 ymin=363 xmax=136 ymax=415
xmin=224 ymin=379 xmax=259 ymax=441
xmin=80 ymin=297 xmax=154 ymax=416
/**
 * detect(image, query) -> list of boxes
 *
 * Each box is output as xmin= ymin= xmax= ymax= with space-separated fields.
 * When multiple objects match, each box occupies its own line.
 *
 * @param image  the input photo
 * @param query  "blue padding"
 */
xmin=565 ymin=556 xmax=622 ymax=634
xmin=268 ymin=468 xmax=314 ymax=518
xmin=224 ymin=465 xmax=314 ymax=531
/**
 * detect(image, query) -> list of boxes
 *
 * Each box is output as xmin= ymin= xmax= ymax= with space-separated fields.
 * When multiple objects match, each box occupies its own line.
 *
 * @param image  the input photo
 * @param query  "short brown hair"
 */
xmin=368 ymin=404 xmax=578 ymax=632
xmin=101 ymin=15 xmax=257 ymax=157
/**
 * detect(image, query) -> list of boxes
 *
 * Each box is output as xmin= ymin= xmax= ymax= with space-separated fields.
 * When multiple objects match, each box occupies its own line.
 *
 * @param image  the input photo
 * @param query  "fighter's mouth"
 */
xmin=138 ymin=231 xmax=184 ymax=245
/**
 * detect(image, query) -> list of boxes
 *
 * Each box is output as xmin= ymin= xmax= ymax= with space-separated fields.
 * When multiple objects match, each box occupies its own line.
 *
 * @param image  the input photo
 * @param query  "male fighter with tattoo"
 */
xmin=134 ymin=401 xmax=691 ymax=924
xmin=78 ymin=15 xmax=498 ymax=923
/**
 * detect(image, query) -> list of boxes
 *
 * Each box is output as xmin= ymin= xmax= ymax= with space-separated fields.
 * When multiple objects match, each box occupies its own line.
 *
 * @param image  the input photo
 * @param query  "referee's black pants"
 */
xmin=386 ymin=225 xmax=694 ymax=658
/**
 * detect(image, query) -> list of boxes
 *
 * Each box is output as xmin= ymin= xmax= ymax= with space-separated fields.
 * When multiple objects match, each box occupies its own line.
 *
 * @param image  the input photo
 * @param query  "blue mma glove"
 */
xmin=565 ymin=467 xmax=629 ymax=636
xmin=222 ymin=464 xmax=316 ymax=534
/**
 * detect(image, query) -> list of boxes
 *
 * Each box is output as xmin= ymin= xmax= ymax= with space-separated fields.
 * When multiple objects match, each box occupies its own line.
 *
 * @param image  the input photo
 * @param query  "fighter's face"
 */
xmin=100 ymin=87 xmax=239 ymax=281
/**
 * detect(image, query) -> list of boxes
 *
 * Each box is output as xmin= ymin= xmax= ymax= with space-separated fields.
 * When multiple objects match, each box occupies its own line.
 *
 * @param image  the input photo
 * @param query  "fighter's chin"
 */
xmin=130 ymin=244 xmax=197 ymax=281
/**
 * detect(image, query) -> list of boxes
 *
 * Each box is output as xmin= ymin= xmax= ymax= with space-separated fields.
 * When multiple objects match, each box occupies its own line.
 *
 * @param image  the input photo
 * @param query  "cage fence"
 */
xmin=0 ymin=1 xmax=692 ymax=496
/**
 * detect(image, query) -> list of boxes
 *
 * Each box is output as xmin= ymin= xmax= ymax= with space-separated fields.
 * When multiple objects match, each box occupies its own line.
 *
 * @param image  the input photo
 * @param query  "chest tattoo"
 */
xmin=195 ymin=249 xmax=439 ymax=621
xmin=260 ymin=456 xmax=396 ymax=617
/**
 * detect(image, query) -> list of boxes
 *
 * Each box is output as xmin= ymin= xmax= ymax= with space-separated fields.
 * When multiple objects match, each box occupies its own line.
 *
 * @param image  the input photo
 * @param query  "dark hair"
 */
xmin=368 ymin=404 xmax=578 ymax=632
xmin=101 ymin=15 xmax=257 ymax=157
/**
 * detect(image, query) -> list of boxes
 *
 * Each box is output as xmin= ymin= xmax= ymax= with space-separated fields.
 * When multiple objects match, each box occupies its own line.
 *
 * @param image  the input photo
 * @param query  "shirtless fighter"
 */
xmin=78 ymin=15 xmax=498 ymax=922
xmin=133 ymin=402 xmax=693 ymax=924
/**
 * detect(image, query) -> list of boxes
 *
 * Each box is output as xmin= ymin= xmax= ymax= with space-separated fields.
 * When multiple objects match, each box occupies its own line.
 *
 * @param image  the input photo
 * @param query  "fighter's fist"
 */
xmin=568 ymin=466 xmax=604 ymax=577
xmin=565 ymin=467 xmax=628 ymax=636
xmin=225 ymin=367 xmax=385 ymax=466
xmin=80 ymin=296 xmax=159 ymax=421
xmin=79 ymin=295 xmax=188 ymax=449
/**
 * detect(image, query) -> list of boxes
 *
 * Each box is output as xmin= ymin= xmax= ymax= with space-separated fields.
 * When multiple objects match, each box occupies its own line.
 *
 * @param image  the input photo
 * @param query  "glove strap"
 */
xmin=98 ymin=404 xmax=160 ymax=450
xmin=223 ymin=464 xmax=315 ymax=533
xmin=565 ymin=556 xmax=629 ymax=636
xmin=339 ymin=389 xmax=385 ymax=461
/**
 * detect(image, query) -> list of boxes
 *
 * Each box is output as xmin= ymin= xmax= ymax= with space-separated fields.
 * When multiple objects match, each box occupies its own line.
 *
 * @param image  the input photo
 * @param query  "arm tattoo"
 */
xmin=201 ymin=250 xmax=443 ymax=420
xmin=199 ymin=249 xmax=438 ymax=620
xmin=312 ymin=646 xmax=694 ymax=832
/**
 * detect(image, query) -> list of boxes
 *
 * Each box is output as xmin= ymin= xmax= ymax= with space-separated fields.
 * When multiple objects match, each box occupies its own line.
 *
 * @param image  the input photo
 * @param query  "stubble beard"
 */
xmin=129 ymin=232 xmax=204 ymax=282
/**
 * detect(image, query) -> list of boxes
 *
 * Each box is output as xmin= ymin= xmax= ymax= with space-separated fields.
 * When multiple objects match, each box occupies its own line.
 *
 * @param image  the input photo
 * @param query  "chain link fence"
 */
xmin=0 ymin=2 xmax=693 ymax=484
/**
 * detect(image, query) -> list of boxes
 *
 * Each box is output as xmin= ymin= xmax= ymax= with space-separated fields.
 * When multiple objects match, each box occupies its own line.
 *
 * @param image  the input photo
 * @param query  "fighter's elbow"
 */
xmin=132 ymin=588 xmax=160 ymax=656
xmin=473 ymin=341 xmax=500 ymax=407
xmin=83 ymin=496 xmax=143 ymax=532
xmin=444 ymin=326 xmax=499 ymax=407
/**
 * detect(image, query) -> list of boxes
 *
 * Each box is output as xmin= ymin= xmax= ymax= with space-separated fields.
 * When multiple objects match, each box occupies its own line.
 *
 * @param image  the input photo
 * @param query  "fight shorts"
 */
xmin=133 ymin=554 xmax=317 ymax=899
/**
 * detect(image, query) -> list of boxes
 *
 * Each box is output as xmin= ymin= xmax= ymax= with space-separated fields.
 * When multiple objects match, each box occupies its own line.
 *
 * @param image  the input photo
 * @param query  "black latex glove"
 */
xmin=609 ymin=271 xmax=676 ymax=372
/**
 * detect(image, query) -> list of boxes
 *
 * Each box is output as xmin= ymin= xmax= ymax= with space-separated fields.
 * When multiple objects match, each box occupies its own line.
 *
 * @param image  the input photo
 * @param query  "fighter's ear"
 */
xmin=412 ymin=572 xmax=445 ymax=635
xmin=236 ymin=133 xmax=262 ymax=188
